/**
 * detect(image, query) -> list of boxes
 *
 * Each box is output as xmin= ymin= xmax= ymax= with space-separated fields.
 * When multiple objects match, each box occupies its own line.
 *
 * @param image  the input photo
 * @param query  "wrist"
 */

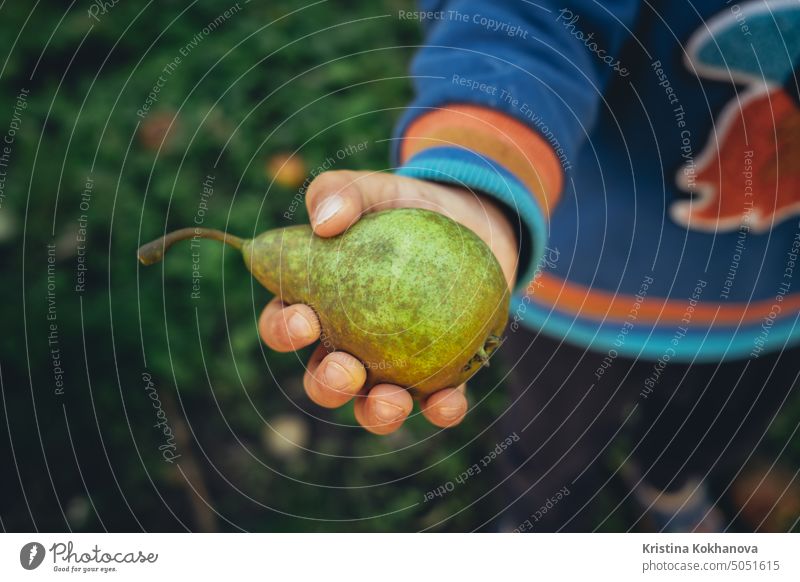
xmin=474 ymin=192 xmax=519 ymax=289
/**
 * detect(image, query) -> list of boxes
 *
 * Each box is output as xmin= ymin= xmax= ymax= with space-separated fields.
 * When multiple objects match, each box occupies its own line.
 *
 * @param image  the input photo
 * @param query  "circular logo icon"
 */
xmin=19 ymin=542 xmax=46 ymax=570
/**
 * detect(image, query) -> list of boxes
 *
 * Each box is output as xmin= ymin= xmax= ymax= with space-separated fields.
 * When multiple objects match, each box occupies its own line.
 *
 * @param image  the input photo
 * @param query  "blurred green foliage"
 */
xmin=0 ymin=0 xmax=528 ymax=532
xmin=1 ymin=0 xmax=796 ymax=533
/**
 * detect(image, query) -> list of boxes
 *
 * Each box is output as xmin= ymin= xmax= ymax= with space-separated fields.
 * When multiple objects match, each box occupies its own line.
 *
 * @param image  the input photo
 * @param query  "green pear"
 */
xmin=138 ymin=208 xmax=509 ymax=397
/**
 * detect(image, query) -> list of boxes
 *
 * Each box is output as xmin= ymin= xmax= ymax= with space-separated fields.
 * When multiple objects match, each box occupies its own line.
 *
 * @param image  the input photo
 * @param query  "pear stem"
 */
xmin=138 ymin=227 xmax=244 ymax=266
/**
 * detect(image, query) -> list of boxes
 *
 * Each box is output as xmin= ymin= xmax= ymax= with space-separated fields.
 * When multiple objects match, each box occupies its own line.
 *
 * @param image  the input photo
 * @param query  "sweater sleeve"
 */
xmin=394 ymin=0 xmax=640 ymax=293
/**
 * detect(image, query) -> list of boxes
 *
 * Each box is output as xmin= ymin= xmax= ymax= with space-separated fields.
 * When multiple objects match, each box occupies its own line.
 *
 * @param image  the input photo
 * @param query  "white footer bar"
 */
xmin=1 ymin=533 xmax=796 ymax=581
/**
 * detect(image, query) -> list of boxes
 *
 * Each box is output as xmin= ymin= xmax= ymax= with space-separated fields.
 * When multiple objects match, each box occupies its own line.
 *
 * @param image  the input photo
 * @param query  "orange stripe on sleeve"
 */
xmin=531 ymin=272 xmax=800 ymax=326
xmin=400 ymin=104 xmax=564 ymax=216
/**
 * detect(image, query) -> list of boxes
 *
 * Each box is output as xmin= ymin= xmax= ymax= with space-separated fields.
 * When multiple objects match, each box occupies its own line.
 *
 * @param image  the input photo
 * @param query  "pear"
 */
xmin=138 ymin=208 xmax=509 ymax=397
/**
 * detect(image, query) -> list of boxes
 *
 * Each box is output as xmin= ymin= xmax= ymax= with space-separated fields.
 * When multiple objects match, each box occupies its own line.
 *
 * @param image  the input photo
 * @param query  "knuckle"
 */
xmin=304 ymin=366 xmax=351 ymax=408
xmin=302 ymin=370 xmax=326 ymax=405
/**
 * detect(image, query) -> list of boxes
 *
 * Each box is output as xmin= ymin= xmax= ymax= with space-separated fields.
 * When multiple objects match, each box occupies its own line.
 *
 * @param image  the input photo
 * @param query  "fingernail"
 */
xmin=374 ymin=400 xmax=404 ymax=423
xmin=287 ymin=312 xmax=313 ymax=339
xmin=323 ymin=361 xmax=352 ymax=391
xmin=438 ymin=406 xmax=463 ymax=420
xmin=314 ymin=195 xmax=344 ymax=226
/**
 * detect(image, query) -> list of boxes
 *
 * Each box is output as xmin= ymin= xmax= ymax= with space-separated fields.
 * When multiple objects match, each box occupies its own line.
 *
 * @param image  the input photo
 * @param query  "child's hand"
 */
xmin=259 ymin=170 xmax=518 ymax=434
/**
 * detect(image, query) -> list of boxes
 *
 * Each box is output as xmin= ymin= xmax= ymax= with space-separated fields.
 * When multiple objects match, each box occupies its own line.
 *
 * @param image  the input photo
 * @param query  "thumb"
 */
xmin=306 ymin=170 xmax=400 ymax=237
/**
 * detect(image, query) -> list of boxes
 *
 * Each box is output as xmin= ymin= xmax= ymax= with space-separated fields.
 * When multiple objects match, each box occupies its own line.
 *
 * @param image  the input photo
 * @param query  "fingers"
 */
xmin=421 ymin=385 xmax=468 ymax=428
xmin=306 ymin=170 xmax=399 ymax=237
xmin=258 ymin=298 xmax=320 ymax=352
xmin=258 ymin=294 xmax=467 ymax=434
xmin=354 ymin=384 xmax=414 ymax=435
xmin=303 ymin=347 xmax=367 ymax=408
